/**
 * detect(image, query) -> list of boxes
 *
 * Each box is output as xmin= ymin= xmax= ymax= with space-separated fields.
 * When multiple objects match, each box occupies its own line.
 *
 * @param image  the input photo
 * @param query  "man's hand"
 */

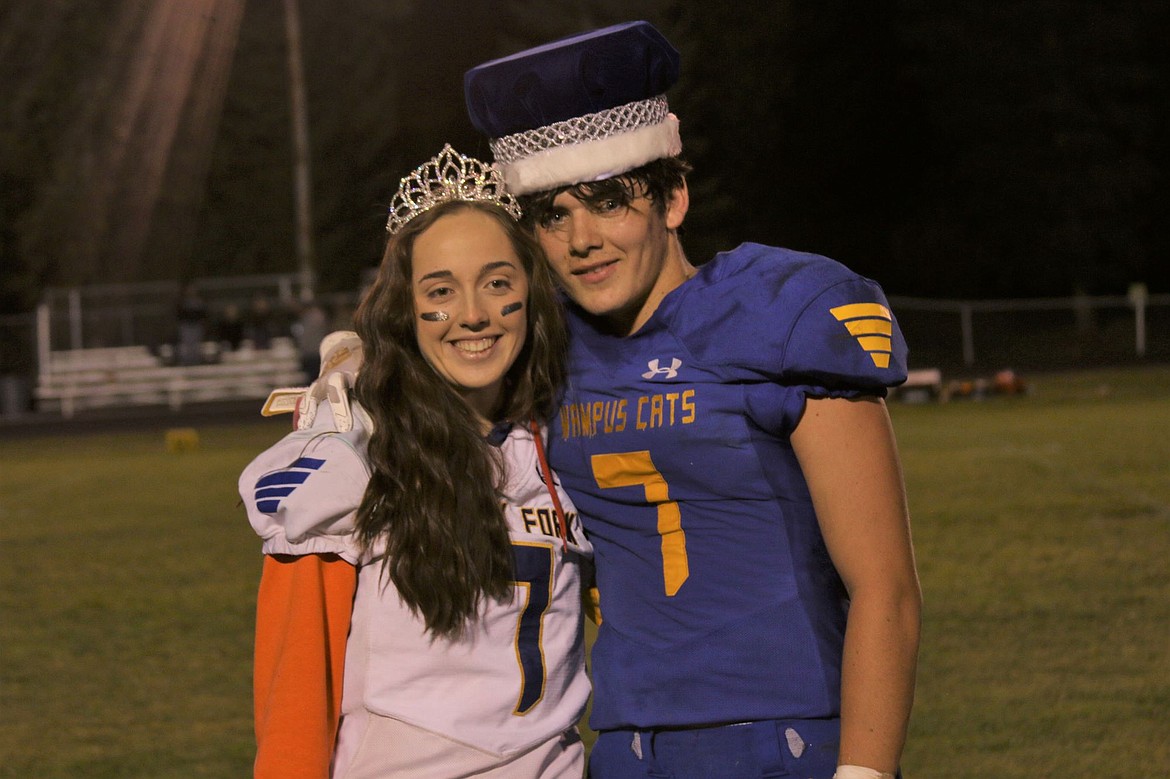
xmin=261 ymin=331 xmax=363 ymax=431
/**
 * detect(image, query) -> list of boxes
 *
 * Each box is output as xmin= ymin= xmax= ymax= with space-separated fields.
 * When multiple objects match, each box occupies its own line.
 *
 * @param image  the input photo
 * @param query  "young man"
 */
xmin=463 ymin=21 xmax=921 ymax=779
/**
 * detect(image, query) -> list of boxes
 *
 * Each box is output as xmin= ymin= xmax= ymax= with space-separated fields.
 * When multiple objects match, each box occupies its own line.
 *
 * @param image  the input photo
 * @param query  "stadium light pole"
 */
xmin=284 ymin=0 xmax=315 ymax=302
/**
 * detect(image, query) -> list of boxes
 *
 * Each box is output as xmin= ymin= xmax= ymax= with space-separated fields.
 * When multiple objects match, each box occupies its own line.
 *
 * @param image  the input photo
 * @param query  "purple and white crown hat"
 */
xmin=464 ymin=21 xmax=682 ymax=196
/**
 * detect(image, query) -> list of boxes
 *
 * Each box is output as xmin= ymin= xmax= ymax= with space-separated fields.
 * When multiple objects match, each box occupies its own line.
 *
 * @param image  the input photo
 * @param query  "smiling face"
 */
xmin=535 ymin=183 xmax=689 ymax=335
xmin=411 ymin=208 xmax=529 ymax=423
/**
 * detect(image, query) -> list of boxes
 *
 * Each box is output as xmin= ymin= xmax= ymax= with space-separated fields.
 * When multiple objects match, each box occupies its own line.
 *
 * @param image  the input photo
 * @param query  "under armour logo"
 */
xmin=642 ymin=358 xmax=682 ymax=379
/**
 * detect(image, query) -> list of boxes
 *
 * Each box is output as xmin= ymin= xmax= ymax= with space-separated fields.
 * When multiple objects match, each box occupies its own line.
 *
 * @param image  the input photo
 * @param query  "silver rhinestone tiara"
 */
xmin=385 ymin=144 xmax=522 ymax=235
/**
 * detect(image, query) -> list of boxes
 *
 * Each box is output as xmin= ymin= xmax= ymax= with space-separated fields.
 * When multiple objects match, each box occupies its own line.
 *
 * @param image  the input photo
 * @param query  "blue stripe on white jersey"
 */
xmin=254 ymin=457 xmax=326 ymax=513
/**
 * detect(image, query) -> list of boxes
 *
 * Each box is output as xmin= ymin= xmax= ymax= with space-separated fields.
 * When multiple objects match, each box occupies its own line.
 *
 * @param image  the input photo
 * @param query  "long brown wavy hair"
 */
xmin=352 ymin=200 xmax=566 ymax=640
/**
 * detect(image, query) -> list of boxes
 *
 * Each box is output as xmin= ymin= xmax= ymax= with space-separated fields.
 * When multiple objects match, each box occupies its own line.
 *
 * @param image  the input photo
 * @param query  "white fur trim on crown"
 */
xmin=497 ymin=116 xmax=681 ymax=195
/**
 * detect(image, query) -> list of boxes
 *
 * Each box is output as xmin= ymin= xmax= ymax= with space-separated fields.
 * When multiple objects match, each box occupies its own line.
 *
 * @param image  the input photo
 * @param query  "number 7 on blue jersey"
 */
xmin=592 ymin=450 xmax=689 ymax=596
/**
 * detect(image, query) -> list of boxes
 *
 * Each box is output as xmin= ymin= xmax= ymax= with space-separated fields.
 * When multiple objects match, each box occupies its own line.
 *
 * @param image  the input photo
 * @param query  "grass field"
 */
xmin=2 ymin=366 xmax=1168 ymax=777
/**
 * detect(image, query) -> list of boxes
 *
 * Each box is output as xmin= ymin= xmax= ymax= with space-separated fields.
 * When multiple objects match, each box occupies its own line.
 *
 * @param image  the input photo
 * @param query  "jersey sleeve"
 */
xmin=253 ymin=553 xmax=357 ymax=779
xmin=238 ymin=413 xmax=370 ymax=563
xmin=782 ymin=275 xmax=909 ymax=393
xmin=674 ymin=246 xmax=906 ymax=388
xmin=673 ymin=245 xmax=908 ymax=436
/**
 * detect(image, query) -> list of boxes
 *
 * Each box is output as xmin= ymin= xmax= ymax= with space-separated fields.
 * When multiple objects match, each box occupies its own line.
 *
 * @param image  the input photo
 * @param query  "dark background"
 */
xmin=3 ymin=0 xmax=1168 ymax=321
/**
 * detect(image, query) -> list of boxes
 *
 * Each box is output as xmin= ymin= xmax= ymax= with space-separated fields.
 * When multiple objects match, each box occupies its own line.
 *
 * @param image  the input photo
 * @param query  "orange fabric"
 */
xmin=253 ymin=553 xmax=357 ymax=779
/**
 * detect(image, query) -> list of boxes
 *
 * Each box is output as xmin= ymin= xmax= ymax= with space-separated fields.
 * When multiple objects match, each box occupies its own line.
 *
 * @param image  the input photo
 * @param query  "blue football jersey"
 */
xmin=548 ymin=244 xmax=909 ymax=730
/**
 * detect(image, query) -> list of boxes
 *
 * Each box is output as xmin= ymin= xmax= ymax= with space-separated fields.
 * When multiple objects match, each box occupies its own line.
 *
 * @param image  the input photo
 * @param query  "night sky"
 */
xmin=2 ymin=0 xmax=1168 ymax=311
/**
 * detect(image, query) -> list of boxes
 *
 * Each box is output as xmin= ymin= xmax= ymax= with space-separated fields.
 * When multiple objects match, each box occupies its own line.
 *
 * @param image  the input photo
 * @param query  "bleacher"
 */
xmin=34 ymin=338 xmax=306 ymax=417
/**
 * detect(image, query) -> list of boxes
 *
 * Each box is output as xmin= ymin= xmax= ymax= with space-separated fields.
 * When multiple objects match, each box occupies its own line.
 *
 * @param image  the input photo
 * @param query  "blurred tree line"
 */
xmin=2 ymin=0 xmax=1168 ymax=322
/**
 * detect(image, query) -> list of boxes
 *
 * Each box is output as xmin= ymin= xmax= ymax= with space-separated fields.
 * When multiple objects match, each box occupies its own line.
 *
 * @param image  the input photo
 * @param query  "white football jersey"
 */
xmin=239 ymin=401 xmax=592 ymax=756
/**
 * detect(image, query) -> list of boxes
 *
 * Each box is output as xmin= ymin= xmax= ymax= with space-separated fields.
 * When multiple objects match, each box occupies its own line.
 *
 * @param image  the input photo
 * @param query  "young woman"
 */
xmin=239 ymin=146 xmax=591 ymax=779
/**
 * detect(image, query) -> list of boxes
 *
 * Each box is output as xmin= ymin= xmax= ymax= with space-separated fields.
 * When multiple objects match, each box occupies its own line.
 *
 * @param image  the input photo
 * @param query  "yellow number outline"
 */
xmin=591 ymin=451 xmax=689 ymax=596
xmin=510 ymin=541 xmax=553 ymax=715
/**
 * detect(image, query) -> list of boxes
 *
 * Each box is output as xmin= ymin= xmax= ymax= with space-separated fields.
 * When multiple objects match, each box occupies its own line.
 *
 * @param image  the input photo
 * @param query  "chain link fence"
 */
xmin=33 ymin=275 xmax=305 ymax=353
xmin=890 ymin=293 xmax=1170 ymax=374
xmin=0 ymin=274 xmax=363 ymax=416
xmin=2 ymin=278 xmax=1166 ymax=417
xmin=0 ymin=312 xmax=36 ymax=415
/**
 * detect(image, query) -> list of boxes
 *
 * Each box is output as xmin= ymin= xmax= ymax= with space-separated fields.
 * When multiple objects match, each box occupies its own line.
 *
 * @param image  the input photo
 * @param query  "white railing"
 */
xmin=32 ymin=338 xmax=306 ymax=418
